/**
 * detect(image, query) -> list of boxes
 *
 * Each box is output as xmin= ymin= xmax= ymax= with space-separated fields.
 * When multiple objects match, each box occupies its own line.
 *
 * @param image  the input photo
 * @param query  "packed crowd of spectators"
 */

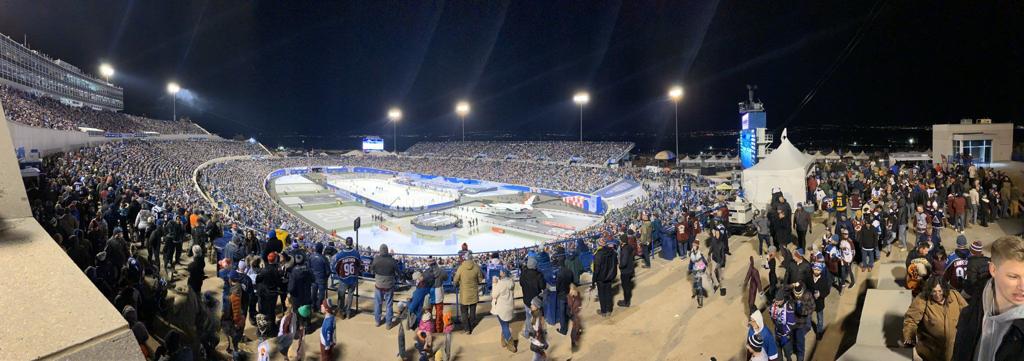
xmin=1 ymin=85 xmax=207 ymax=134
xmin=404 ymin=140 xmax=633 ymax=165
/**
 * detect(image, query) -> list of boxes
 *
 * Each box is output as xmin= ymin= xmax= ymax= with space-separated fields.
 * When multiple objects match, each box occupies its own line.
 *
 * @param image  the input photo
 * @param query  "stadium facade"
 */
xmin=0 ymin=33 xmax=123 ymax=111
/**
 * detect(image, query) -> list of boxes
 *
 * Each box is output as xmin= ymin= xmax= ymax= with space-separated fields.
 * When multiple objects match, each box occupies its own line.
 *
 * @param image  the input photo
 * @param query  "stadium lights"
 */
xmin=573 ymin=91 xmax=589 ymax=143
xmin=99 ymin=63 xmax=114 ymax=82
xmin=167 ymin=82 xmax=181 ymax=121
xmin=455 ymin=101 xmax=470 ymax=142
xmin=388 ymin=107 xmax=402 ymax=153
xmin=908 ymin=138 xmax=915 ymax=145
xmin=669 ymin=85 xmax=684 ymax=165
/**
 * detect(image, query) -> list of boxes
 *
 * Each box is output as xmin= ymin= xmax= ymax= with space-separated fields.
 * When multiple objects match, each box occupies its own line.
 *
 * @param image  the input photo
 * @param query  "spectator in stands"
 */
xmin=333 ymin=238 xmax=361 ymax=319
xmin=520 ymin=254 xmax=545 ymax=339
xmin=593 ymin=237 xmax=618 ymax=316
xmin=491 ymin=268 xmax=517 ymax=353
xmin=454 ymin=251 xmax=484 ymax=334
xmin=371 ymin=244 xmax=398 ymax=328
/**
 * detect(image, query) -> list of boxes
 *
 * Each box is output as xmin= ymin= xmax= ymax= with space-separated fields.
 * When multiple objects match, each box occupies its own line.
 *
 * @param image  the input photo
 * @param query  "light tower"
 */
xmin=573 ymin=91 xmax=590 ymax=143
xmin=166 ymin=82 xmax=181 ymax=121
xmin=455 ymin=101 xmax=470 ymax=142
xmin=387 ymin=107 xmax=402 ymax=153
xmin=668 ymin=85 xmax=684 ymax=163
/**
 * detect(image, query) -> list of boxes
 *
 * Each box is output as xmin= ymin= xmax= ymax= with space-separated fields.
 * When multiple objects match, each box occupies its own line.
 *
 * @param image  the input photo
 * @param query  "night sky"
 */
xmin=1 ymin=1 xmax=1021 ymax=150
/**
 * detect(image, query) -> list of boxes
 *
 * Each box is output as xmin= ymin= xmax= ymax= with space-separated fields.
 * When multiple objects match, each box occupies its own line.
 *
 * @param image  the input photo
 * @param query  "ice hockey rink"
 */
xmin=271 ymin=173 xmax=598 ymax=254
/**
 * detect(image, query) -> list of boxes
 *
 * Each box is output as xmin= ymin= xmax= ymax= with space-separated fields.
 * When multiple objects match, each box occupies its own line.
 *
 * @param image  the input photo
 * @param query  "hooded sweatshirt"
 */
xmin=747 ymin=311 xmax=779 ymax=360
xmin=977 ymin=281 xmax=1024 ymax=361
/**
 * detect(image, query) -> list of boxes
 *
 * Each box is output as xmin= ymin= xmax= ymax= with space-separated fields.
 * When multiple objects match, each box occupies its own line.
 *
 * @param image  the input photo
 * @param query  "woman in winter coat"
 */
xmin=453 ymin=253 xmax=484 ymax=334
xmin=901 ymin=276 xmax=967 ymax=361
xmin=491 ymin=269 xmax=517 ymax=353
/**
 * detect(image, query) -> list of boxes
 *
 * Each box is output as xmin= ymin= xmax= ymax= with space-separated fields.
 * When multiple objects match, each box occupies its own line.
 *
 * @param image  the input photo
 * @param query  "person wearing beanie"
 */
xmin=407 ymin=270 xmax=431 ymax=331
xmin=454 ymin=249 xmax=484 ymax=334
xmin=790 ymin=281 xmax=816 ymax=361
xmin=747 ymin=333 xmax=768 ymax=361
xmin=288 ymin=248 xmax=315 ymax=331
xmin=332 ymin=238 xmax=362 ymax=319
xmin=593 ymin=236 xmax=619 ymax=316
xmin=520 ymin=254 xmax=545 ymax=338
xmin=491 ymin=268 xmax=518 ymax=352
xmin=320 ymin=299 xmax=337 ymax=360
xmin=426 ymin=255 xmax=446 ymax=333
xmin=810 ymin=262 xmax=832 ymax=337
xmin=749 ymin=308 xmax=778 ymax=359
xmin=962 ymin=241 xmax=992 ymax=299
xmin=528 ymin=294 xmax=548 ymax=360
xmin=769 ymin=289 xmax=796 ymax=361
xmin=370 ymin=243 xmax=398 ymax=328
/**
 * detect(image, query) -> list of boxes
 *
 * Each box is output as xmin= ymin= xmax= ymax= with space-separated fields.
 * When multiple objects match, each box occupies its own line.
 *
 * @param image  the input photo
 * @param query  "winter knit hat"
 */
xmin=748 ymin=333 xmax=764 ymax=353
xmin=813 ymin=263 xmax=825 ymax=272
xmin=298 ymin=305 xmax=312 ymax=318
xmin=956 ymin=235 xmax=968 ymax=249
xmin=971 ymin=241 xmax=984 ymax=253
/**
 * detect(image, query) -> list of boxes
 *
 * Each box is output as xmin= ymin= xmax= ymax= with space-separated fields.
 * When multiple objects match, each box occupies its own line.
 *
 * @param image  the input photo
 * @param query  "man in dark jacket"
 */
xmin=709 ymin=230 xmax=726 ymax=293
xmin=519 ymin=255 xmax=546 ymax=338
xmin=963 ymin=241 xmax=993 ymax=300
xmin=255 ymin=252 xmax=281 ymax=319
xmin=953 ymin=236 xmax=1024 ymax=361
xmin=858 ymin=220 xmax=879 ymax=272
xmin=617 ymin=237 xmax=637 ymax=308
xmin=186 ymin=245 xmax=206 ymax=296
xmin=794 ymin=204 xmax=812 ymax=251
xmin=309 ymin=243 xmax=331 ymax=314
xmin=593 ymin=238 xmax=618 ymax=316
xmin=287 ymin=253 xmax=314 ymax=327
xmin=554 ymin=246 xmax=577 ymax=335
xmin=791 ymin=282 xmax=816 ymax=361
xmin=810 ymin=263 xmax=831 ymax=337
xmin=773 ymin=208 xmax=792 ymax=248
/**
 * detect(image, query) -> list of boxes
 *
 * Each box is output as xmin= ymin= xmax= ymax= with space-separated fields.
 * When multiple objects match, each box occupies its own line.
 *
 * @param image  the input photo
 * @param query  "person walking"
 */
xmin=593 ymin=237 xmax=618 ymax=316
xmin=769 ymin=290 xmax=796 ymax=361
xmin=791 ymin=282 xmax=816 ymax=361
xmin=748 ymin=310 xmax=779 ymax=361
xmin=902 ymin=276 xmax=968 ymax=361
xmin=810 ymin=263 xmax=832 ymax=338
xmin=754 ymin=210 xmax=771 ymax=255
xmin=953 ymin=236 xmax=1024 ymax=360
xmin=709 ymin=229 xmax=726 ymax=295
xmin=453 ymin=251 xmax=484 ymax=334
xmin=795 ymin=204 xmax=812 ymax=251
xmin=370 ymin=244 xmax=398 ymax=328
xmin=744 ymin=256 xmax=763 ymax=314
xmin=491 ymin=269 xmax=517 ymax=353
xmin=617 ymin=235 xmax=637 ymax=308
xmin=528 ymin=296 xmax=549 ymax=361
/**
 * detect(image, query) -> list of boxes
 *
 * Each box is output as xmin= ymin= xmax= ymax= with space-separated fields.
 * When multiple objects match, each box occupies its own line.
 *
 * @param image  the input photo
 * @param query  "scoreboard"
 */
xmin=362 ymin=136 xmax=384 ymax=151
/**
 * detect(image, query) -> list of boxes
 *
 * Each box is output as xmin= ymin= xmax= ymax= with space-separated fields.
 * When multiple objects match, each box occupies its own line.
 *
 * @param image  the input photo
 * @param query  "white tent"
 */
xmin=822 ymin=150 xmax=840 ymax=160
xmin=741 ymin=129 xmax=814 ymax=211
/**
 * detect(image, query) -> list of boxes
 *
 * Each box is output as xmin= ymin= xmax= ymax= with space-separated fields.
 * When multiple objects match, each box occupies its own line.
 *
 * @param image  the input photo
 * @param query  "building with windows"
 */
xmin=932 ymin=119 xmax=1013 ymax=164
xmin=0 ymin=33 xmax=123 ymax=111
